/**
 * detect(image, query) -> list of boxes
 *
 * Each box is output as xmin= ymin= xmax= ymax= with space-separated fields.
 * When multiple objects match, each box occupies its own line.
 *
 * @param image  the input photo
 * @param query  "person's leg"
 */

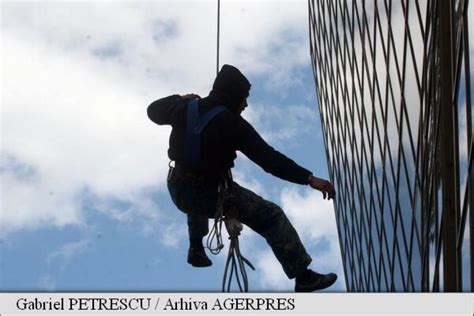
xmin=186 ymin=214 xmax=212 ymax=267
xmin=227 ymin=182 xmax=312 ymax=279
xmin=167 ymin=172 xmax=216 ymax=267
xmin=187 ymin=213 xmax=209 ymax=244
xmin=228 ymin=182 xmax=337 ymax=291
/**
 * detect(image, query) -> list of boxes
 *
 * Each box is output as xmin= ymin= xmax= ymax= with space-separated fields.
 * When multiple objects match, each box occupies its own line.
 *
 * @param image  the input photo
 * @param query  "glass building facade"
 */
xmin=309 ymin=0 xmax=472 ymax=291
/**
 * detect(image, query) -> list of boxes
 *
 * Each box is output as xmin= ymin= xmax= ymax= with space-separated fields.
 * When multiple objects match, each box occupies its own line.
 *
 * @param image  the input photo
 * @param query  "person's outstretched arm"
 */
xmin=236 ymin=118 xmax=335 ymax=200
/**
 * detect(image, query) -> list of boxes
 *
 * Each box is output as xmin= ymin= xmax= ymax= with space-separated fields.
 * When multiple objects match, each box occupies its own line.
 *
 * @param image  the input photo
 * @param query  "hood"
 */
xmin=211 ymin=64 xmax=251 ymax=111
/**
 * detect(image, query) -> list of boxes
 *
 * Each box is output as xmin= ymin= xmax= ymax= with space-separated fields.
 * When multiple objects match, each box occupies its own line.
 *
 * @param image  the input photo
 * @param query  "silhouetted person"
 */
xmin=147 ymin=64 xmax=337 ymax=292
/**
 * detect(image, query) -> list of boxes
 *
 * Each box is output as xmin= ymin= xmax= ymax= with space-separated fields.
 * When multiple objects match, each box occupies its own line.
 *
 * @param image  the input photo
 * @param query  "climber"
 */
xmin=147 ymin=64 xmax=337 ymax=292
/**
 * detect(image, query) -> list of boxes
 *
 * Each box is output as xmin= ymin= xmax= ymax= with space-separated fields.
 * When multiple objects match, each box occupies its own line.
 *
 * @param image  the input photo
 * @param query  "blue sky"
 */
xmin=1 ymin=1 xmax=345 ymax=292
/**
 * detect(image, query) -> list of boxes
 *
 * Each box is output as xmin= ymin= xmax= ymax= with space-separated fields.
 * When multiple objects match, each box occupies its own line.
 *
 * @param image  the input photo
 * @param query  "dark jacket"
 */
xmin=147 ymin=94 xmax=312 ymax=185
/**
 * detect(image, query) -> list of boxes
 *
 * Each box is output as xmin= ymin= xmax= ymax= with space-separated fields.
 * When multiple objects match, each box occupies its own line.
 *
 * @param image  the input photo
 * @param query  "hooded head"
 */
xmin=210 ymin=64 xmax=251 ymax=113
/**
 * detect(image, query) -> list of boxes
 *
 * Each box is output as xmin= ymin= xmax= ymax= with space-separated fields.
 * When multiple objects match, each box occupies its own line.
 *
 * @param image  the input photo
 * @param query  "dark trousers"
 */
xmin=167 ymin=170 xmax=312 ymax=279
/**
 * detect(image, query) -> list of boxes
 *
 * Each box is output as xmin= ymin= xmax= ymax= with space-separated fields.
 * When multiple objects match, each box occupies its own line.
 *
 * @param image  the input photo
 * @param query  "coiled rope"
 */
xmin=206 ymin=175 xmax=255 ymax=292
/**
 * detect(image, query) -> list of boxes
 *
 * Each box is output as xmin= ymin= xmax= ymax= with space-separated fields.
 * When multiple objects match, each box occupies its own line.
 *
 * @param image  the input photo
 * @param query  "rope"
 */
xmin=216 ymin=0 xmax=221 ymax=76
xmin=221 ymin=211 xmax=256 ymax=292
xmin=206 ymin=182 xmax=225 ymax=255
xmin=205 ymin=175 xmax=255 ymax=292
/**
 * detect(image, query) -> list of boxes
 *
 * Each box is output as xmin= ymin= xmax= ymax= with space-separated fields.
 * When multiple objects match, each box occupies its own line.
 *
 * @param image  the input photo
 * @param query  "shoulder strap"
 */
xmin=194 ymin=106 xmax=227 ymax=133
xmin=186 ymin=99 xmax=199 ymax=132
xmin=185 ymin=100 xmax=227 ymax=167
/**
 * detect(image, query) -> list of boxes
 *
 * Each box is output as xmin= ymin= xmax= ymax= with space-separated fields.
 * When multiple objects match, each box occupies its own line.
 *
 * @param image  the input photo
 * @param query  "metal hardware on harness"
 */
xmin=167 ymin=160 xmax=175 ymax=181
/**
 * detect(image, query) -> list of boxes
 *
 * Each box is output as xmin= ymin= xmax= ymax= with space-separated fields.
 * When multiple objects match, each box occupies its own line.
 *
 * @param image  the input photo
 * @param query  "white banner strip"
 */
xmin=0 ymin=293 xmax=472 ymax=315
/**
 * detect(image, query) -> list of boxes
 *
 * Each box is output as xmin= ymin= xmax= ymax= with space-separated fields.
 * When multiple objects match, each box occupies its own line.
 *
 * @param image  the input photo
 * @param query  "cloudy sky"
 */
xmin=1 ymin=1 xmax=345 ymax=291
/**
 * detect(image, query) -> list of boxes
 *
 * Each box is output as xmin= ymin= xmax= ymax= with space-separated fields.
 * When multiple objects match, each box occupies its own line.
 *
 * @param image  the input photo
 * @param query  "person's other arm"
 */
xmin=147 ymin=93 xmax=200 ymax=125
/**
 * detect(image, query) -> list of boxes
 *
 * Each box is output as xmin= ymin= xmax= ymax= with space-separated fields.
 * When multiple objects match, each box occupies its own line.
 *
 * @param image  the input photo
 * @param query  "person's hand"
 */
xmin=181 ymin=93 xmax=201 ymax=100
xmin=308 ymin=175 xmax=336 ymax=200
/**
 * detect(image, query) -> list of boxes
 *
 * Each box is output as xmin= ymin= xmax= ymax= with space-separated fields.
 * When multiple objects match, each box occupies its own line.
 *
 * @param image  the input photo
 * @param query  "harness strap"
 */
xmin=185 ymin=99 xmax=227 ymax=167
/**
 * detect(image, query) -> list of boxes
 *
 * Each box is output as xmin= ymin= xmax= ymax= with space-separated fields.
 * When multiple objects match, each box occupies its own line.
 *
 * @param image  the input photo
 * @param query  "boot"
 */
xmin=187 ymin=246 xmax=212 ymax=267
xmin=295 ymin=269 xmax=337 ymax=292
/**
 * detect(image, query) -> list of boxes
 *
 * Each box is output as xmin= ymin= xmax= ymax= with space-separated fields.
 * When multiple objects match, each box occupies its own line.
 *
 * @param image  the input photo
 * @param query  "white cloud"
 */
xmin=219 ymin=1 xmax=309 ymax=92
xmin=37 ymin=274 xmax=56 ymax=291
xmin=1 ymin=32 xmax=170 ymax=233
xmin=39 ymin=238 xmax=92 ymax=290
xmin=1 ymin=1 xmax=312 ymax=236
xmin=1 ymin=171 xmax=82 ymax=233
xmin=232 ymin=168 xmax=266 ymax=197
xmin=280 ymin=187 xmax=337 ymax=243
xmin=159 ymin=220 xmax=188 ymax=249
xmin=243 ymin=103 xmax=317 ymax=145
xmin=255 ymin=250 xmax=293 ymax=291
xmin=46 ymin=238 xmax=92 ymax=267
